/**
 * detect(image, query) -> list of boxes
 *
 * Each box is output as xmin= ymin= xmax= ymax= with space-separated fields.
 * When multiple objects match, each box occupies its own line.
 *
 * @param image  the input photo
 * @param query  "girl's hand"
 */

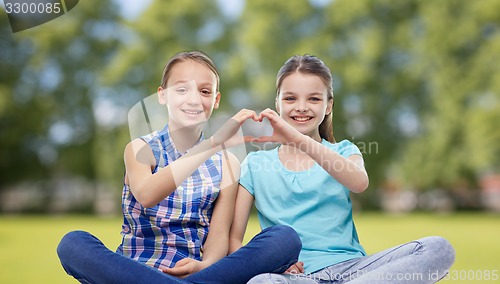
xmin=210 ymin=109 xmax=260 ymax=148
xmin=254 ymin=108 xmax=302 ymax=145
xmin=161 ymin=258 xmax=207 ymax=278
xmin=284 ymin=261 xmax=305 ymax=274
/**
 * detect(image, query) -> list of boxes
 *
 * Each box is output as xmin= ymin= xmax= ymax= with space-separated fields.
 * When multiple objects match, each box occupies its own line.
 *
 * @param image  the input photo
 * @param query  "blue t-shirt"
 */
xmin=240 ymin=139 xmax=366 ymax=274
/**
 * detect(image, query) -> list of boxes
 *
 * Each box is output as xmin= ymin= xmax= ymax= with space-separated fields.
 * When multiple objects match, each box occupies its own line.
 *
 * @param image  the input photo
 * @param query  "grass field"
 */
xmin=0 ymin=213 xmax=498 ymax=283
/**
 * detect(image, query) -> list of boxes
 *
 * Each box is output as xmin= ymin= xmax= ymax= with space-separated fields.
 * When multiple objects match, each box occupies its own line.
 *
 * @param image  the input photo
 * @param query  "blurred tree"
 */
xmin=0 ymin=1 xmax=122 ymax=211
xmin=225 ymin=0 xmax=500 ymax=206
xmin=97 ymin=0 xmax=230 ymax=208
xmin=101 ymin=0 xmax=227 ymax=106
xmin=2 ymin=0 xmax=500 ymax=212
xmin=394 ymin=0 xmax=500 ymax=191
xmin=111 ymin=0 xmax=428 ymax=207
xmin=223 ymin=0 xmax=430 ymax=207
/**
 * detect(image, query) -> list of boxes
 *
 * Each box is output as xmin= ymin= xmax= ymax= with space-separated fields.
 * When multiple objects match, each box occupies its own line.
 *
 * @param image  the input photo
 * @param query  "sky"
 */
xmin=112 ymin=0 xmax=246 ymax=20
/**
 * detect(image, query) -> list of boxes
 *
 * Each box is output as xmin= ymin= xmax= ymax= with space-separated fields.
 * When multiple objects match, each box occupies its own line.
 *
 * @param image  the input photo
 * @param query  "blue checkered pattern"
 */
xmin=117 ymin=124 xmax=223 ymax=269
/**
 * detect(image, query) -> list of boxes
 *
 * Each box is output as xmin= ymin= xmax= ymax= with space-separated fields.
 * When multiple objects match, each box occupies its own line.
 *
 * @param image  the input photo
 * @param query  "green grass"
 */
xmin=0 ymin=213 xmax=498 ymax=283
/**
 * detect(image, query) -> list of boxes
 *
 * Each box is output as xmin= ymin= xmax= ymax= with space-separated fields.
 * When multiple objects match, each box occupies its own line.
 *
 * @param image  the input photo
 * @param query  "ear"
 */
xmin=325 ymin=98 xmax=333 ymax=116
xmin=213 ymin=92 xmax=221 ymax=109
xmin=158 ymin=87 xmax=167 ymax=105
xmin=275 ymin=96 xmax=280 ymax=114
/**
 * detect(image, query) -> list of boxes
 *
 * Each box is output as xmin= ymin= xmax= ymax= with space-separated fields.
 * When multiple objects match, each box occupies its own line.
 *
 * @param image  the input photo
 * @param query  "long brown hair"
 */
xmin=160 ymin=51 xmax=220 ymax=91
xmin=276 ymin=54 xmax=335 ymax=143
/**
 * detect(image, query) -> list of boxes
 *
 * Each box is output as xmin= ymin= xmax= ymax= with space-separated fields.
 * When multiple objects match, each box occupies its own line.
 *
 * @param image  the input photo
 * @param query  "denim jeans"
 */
xmin=57 ymin=225 xmax=301 ymax=284
xmin=248 ymin=236 xmax=455 ymax=284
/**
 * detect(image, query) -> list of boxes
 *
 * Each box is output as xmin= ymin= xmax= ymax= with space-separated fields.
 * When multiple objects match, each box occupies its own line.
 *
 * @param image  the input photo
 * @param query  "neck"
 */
xmin=281 ymin=131 xmax=322 ymax=154
xmin=305 ymin=129 xmax=322 ymax=144
xmin=168 ymin=123 xmax=202 ymax=153
xmin=310 ymin=132 xmax=322 ymax=143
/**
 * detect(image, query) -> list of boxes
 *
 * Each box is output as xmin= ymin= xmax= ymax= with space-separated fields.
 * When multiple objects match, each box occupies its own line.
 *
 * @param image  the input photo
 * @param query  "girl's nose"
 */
xmin=295 ymin=102 xmax=309 ymax=112
xmin=186 ymin=89 xmax=202 ymax=105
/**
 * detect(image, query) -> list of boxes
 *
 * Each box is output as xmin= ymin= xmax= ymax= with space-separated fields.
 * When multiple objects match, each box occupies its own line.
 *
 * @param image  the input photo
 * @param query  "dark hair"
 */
xmin=160 ymin=51 xmax=220 ymax=91
xmin=276 ymin=54 xmax=335 ymax=143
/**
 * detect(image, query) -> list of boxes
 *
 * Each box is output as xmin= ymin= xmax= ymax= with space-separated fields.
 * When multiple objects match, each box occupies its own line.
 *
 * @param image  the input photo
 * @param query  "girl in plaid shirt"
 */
xmin=57 ymin=51 xmax=301 ymax=284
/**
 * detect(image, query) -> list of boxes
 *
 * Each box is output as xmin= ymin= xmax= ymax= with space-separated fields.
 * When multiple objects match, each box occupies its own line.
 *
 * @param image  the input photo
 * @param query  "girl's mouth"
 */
xmin=182 ymin=110 xmax=203 ymax=115
xmin=292 ymin=116 xmax=313 ymax=122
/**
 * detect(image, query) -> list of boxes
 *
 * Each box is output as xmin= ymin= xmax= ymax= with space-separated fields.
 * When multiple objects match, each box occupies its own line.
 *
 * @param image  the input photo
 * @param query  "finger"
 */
xmin=259 ymin=110 xmax=279 ymax=122
xmin=254 ymin=136 xmax=277 ymax=143
xmin=261 ymin=108 xmax=273 ymax=114
xmin=285 ymin=265 xmax=299 ymax=274
xmin=296 ymin=262 xmax=305 ymax=273
xmin=260 ymin=108 xmax=277 ymax=116
xmin=250 ymin=112 xmax=261 ymax=123
xmin=255 ymin=112 xmax=263 ymax=122
xmin=259 ymin=108 xmax=279 ymax=122
xmin=243 ymin=136 xmax=259 ymax=143
xmin=255 ymin=110 xmax=267 ymax=122
xmin=162 ymin=258 xmax=191 ymax=275
xmin=162 ymin=266 xmax=190 ymax=277
xmin=174 ymin=258 xmax=191 ymax=267
xmin=235 ymin=109 xmax=258 ymax=123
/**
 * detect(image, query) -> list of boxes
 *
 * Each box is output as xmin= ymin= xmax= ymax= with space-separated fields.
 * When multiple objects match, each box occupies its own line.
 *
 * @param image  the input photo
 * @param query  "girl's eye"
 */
xmin=310 ymin=97 xmax=322 ymax=101
xmin=176 ymin=87 xmax=188 ymax=94
xmin=201 ymin=89 xmax=212 ymax=96
xmin=284 ymin=97 xmax=296 ymax=101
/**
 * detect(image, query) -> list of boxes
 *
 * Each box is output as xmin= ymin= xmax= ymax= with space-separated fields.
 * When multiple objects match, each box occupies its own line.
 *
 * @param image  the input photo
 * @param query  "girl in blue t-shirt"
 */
xmin=230 ymin=54 xmax=455 ymax=283
xmin=57 ymin=51 xmax=300 ymax=284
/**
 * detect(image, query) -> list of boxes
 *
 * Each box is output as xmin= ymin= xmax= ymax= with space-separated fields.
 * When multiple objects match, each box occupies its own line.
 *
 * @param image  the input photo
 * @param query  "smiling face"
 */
xmin=276 ymin=72 xmax=333 ymax=140
xmin=158 ymin=59 xmax=220 ymax=130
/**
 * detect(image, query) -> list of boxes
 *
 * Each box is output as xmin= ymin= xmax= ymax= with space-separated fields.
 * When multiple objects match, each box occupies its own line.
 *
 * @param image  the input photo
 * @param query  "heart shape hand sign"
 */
xmin=211 ymin=108 xmax=302 ymax=149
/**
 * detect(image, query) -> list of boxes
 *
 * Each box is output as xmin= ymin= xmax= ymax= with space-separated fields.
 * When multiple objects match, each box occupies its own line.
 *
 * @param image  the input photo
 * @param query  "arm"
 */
xmin=295 ymin=135 xmax=369 ymax=193
xmin=200 ymin=150 xmax=240 ymax=266
xmin=125 ymin=109 xmax=259 ymax=208
xmin=162 ymin=150 xmax=241 ymax=277
xmin=228 ymin=185 xmax=255 ymax=254
xmin=258 ymin=109 xmax=369 ymax=193
xmin=125 ymin=138 xmax=219 ymax=207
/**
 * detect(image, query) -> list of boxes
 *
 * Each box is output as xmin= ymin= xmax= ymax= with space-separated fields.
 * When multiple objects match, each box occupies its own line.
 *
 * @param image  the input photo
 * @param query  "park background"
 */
xmin=1 ymin=0 xmax=499 ymax=283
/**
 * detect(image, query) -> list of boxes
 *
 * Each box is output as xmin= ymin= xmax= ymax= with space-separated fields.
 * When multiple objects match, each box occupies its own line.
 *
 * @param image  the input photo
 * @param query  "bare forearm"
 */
xmin=134 ymin=139 xmax=220 ymax=207
xmin=201 ymin=236 xmax=229 ymax=266
xmin=228 ymin=237 xmax=243 ymax=254
xmin=228 ymin=185 xmax=253 ymax=254
xmin=296 ymin=135 xmax=369 ymax=193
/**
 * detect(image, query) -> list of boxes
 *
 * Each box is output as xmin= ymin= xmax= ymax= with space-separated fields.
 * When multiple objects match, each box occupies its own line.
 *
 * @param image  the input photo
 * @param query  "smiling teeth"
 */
xmin=293 ymin=117 xmax=311 ymax=121
xmin=183 ymin=110 xmax=202 ymax=114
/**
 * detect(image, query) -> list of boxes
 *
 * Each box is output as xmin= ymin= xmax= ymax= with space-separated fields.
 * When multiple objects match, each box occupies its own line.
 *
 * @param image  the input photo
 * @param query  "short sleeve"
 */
xmin=239 ymin=152 xmax=255 ymax=196
xmin=338 ymin=140 xmax=362 ymax=158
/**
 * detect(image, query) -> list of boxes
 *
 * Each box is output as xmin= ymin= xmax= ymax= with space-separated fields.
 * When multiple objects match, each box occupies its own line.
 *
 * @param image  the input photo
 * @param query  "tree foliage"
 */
xmin=1 ymin=0 xmax=500 ymax=211
xmin=0 ymin=1 xmax=122 ymax=210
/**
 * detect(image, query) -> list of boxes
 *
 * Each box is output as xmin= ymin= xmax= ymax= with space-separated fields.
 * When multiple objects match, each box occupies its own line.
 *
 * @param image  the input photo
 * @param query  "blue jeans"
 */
xmin=57 ymin=225 xmax=301 ymax=284
xmin=248 ymin=236 xmax=455 ymax=283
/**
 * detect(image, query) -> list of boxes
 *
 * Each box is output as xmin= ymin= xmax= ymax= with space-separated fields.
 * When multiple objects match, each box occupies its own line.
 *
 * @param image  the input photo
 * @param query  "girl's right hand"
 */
xmin=210 ymin=109 xmax=260 ymax=148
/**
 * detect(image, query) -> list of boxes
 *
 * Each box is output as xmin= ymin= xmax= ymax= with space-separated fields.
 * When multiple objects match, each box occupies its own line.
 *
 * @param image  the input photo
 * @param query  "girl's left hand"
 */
xmin=284 ymin=261 xmax=305 ymax=274
xmin=161 ymin=258 xmax=207 ymax=278
xmin=254 ymin=108 xmax=302 ymax=145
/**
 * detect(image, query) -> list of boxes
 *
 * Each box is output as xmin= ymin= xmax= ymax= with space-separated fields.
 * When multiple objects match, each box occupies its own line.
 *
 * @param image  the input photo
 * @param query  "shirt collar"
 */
xmin=159 ymin=124 xmax=204 ymax=160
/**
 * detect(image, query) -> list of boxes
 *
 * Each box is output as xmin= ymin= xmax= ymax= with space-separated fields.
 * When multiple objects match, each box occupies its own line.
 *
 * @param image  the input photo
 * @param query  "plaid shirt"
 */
xmin=117 ymin=124 xmax=223 ymax=269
